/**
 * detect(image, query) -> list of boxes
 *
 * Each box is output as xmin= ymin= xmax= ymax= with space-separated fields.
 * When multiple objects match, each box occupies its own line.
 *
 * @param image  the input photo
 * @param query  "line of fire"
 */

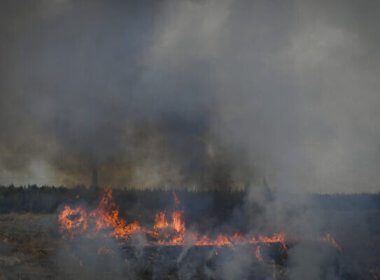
xmin=58 ymin=188 xmax=341 ymax=265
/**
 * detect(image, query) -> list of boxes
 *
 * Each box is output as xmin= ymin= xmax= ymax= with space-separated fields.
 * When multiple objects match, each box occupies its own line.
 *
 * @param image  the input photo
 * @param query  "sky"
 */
xmin=0 ymin=0 xmax=379 ymax=193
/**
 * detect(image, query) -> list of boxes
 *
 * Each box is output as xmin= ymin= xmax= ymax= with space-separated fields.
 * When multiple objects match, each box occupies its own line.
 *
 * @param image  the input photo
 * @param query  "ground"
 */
xmin=0 ymin=211 xmax=379 ymax=280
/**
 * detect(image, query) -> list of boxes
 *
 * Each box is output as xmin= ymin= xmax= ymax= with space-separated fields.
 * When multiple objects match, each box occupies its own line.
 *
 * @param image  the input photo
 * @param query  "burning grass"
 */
xmin=58 ymin=188 xmax=289 ymax=250
xmin=0 ymin=188 xmax=378 ymax=279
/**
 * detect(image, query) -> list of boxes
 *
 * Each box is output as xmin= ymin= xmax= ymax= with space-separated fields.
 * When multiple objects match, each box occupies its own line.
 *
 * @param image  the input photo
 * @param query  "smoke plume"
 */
xmin=0 ymin=0 xmax=379 ymax=192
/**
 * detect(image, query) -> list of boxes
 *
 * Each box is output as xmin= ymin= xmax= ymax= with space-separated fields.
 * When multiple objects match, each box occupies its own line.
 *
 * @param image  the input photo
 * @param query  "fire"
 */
xmin=250 ymin=232 xmax=287 ymax=249
xmin=191 ymin=234 xmax=233 ymax=247
xmin=58 ymin=188 xmax=140 ymax=240
xmin=172 ymin=211 xmax=185 ymax=233
xmin=191 ymin=232 xmax=286 ymax=247
xmin=152 ymin=210 xmax=185 ymax=245
xmin=88 ymin=189 xmax=140 ymax=239
xmin=213 ymin=234 xmax=231 ymax=246
xmin=58 ymin=188 xmax=340 ymax=253
xmin=58 ymin=205 xmax=88 ymax=238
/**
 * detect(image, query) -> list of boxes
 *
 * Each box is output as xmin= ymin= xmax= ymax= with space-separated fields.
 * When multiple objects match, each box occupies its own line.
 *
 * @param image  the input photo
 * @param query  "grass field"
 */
xmin=0 ymin=210 xmax=379 ymax=280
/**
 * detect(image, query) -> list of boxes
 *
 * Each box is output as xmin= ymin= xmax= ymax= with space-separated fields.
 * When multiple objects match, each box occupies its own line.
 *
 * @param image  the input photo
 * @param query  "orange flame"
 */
xmin=58 ymin=188 xmax=140 ymax=240
xmin=153 ymin=211 xmax=169 ymax=232
xmin=58 ymin=188 xmax=340 ymax=253
xmin=191 ymin=231 xmax=286 ymax=247
xmin=58 ymin=205 xmax=88 ymax=238
xmin=152 ymin=210 xmax=185 ymax=245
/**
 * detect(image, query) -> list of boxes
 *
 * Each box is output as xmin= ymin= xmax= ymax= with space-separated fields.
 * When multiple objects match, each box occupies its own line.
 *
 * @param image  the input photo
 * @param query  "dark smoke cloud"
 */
xmin=0 ymin=0 xmax=379 ymax=193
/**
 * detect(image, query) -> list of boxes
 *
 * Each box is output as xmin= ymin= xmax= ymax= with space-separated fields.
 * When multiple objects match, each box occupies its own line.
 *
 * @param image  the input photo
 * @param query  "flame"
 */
xmin=172 ymin=211 xmax=185 ymax=233
xmin=191 ymin=232 xmax=286 ymax=247
xmin=153 ymin=211 xmax=169 ymax=232
xmin=58 ymin=205 xmax=88 ymax=238
xmin=250 ymin=232 xmax=287 ymax=249
xmin=58 ymin=188 xmax=339 ymax=253
xmin=152 ymin=210 xmax=185 ymax=245
xmin=58 ymin=188 xmax=140 ymax=240
xmin=231 ymin=232 xmax=245 ymax=243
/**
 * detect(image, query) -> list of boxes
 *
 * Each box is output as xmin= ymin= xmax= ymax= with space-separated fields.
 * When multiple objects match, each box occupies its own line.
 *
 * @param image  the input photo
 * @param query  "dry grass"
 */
xmin=0 ymin=213 xmax=379 ymax=280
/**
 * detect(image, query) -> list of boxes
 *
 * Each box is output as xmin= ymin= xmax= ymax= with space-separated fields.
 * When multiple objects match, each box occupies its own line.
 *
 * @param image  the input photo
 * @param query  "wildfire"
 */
xmin=152 ymin=210 xmax=185 ymax=245
xmin=58 ymin=205 xmax=88 ymax=238
xmin=58 ymin=189 xmax=140 ymax=240
xmin=190 ymin=231 xmax=286 ymax=247
xmin=58 ymin=188 xmax=340 ymax=253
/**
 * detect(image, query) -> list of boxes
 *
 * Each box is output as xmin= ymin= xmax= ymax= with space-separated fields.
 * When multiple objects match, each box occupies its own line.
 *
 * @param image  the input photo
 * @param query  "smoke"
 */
xmin=0 ymin=0 xmax=379 ymax=192
xmin=56 ymin=236 xmax=131 ymax=279
xmin=1 ymin=2 xmax=379 ymax=278
xmin=0 ymin=0 xmax=250 ymax=188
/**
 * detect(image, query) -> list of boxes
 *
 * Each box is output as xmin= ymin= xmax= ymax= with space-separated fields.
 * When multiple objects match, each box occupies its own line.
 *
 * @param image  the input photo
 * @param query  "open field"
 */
xmin=0 ymin=209 xmax=379 ymax=279
xmin=1 ymin=187 xmax=380 ymax=279
xmin=0 ymin=213 xmax=284 ymax=280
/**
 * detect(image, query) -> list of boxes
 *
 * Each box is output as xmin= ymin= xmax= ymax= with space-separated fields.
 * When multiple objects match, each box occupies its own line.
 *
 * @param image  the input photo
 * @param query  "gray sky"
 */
xmin=0 ymin=0 xmax=379 ymax=193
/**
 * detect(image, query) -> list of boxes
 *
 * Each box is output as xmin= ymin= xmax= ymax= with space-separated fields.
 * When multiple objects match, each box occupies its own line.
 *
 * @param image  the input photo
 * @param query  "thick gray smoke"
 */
xmin=0 ymin=0 xmax=252 ymax=189
xmin=1 ymin=2 xmax=378 ymax=279
xmin=0 ymin=0 xmax=379 ymax=192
